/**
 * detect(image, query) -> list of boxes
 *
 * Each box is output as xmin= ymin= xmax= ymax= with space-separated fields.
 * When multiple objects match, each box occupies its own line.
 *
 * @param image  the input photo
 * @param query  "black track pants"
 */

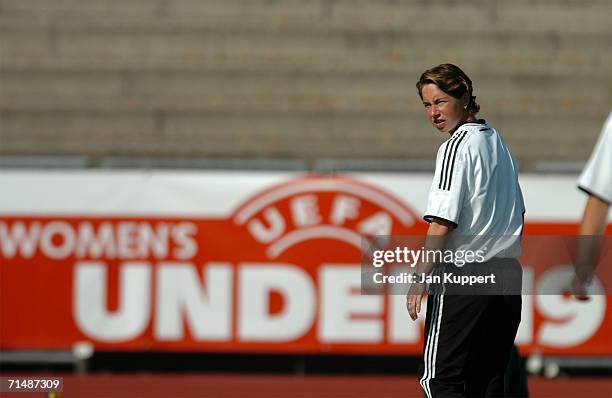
xmin=418 ymin=293 xmax=522 ymax=398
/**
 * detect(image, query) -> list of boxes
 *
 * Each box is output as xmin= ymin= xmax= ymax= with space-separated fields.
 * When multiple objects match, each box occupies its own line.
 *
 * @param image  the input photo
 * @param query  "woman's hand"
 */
xmin=406 ymin=281 xmax=427 ymax=320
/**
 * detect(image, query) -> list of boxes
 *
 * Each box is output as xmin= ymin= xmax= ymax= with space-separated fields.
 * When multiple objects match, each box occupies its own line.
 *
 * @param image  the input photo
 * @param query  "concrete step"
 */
xmin=496 ymin=2 xmax=611 ymax=33
xmin=1 ymin=3 xmax=609 ymax=35
xmin=1 ymin=71 xmax=608 ymax=117
xmin=0 ymin=111 xmax=158 ymax=155
xmin=1 ymin=110 xmax=607 ymax=161
xmin=493 ymin=113 xmax=606 ymax=162
xmin=2 ymin=0 xmax=609 ymax=29
xmin=0 ymin=0 xmax=163 ymax=20
xmin=0 ymin=110 xmax=437 ymax=157
xmin=1 ymin=30 xmax=608 ymax=77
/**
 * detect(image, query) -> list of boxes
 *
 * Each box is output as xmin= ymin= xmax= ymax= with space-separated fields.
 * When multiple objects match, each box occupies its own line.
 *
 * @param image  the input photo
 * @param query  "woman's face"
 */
xmin=420 ymin=83 xmax=468 ymax=134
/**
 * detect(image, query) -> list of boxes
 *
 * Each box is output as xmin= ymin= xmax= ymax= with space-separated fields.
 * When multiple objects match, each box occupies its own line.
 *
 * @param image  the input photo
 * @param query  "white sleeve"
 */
xmin=424 ymin=133 xmax=470 ymax=227
xmin=578 ymin=112 xmax=612 ymax=204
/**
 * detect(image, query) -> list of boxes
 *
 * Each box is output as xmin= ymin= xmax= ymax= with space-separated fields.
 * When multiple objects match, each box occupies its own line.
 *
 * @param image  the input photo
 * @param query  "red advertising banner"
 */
xmin=1 ymin=173 xmax=610 ymax=355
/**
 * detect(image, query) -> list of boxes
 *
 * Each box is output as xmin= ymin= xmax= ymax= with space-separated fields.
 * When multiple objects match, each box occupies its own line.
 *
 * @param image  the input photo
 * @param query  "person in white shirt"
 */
xmin=407 ymin=64 xmax=525 ymax=398
xmin=573 ymin=111 xmax=612 ymax=300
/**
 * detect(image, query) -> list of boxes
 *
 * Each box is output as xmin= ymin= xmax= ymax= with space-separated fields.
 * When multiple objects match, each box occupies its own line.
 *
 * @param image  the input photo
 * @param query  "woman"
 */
xmin=406 ymin=64 xmax=525 ymax=397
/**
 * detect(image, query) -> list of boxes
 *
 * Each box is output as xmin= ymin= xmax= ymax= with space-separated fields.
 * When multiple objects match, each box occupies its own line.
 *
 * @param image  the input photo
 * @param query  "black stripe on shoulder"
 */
xmin=438 ymin=137 xmax=453 ymax=189
xmin=479 ymin=128 xmax=490 ymax=132
xmin=443 ymin=131 xmax=468 ymax=190
xmin=438 ymin=131 xmax=465 ymax=189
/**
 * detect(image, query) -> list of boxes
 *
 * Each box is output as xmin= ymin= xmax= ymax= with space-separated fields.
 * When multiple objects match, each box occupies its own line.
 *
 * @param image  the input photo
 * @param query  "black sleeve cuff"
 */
xmin=578 ymin=185 xmax=612 ymax=205
xmin=423 ymin=215 xmax=458 ymax=229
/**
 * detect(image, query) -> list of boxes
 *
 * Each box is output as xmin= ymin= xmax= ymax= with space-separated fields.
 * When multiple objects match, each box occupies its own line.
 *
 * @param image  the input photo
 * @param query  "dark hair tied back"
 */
xmin=416 ymin=63 xmax=480 ymax=115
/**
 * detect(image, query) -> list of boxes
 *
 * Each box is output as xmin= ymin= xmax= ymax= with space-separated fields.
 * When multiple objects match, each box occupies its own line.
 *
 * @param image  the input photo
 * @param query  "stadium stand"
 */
xmin=0 ymin=0 xmax=611 ymax=170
